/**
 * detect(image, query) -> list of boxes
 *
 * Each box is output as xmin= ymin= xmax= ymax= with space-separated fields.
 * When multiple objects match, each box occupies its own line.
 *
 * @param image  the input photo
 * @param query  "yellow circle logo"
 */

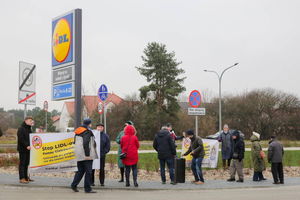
xmin=52 ymin=18 xmax=71 ymax=63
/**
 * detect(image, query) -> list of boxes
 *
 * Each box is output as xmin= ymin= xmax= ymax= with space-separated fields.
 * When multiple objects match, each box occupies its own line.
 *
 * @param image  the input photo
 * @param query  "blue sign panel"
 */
xmin=98 ymin=84 xmax=108 ymax=101
xmin=52 ymin=82 xmax=74 ymax=101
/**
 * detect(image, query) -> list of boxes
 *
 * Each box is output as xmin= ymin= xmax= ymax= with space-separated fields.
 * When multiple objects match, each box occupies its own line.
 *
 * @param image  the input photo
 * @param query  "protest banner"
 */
xmin=181 ymin=138 xmax=219 ymax=168
xmin=29 ymin=132 xmax=77 ymax=173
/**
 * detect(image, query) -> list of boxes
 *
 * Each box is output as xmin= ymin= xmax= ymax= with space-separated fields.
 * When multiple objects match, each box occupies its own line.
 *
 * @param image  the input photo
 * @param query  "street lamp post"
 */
xmin=204 ymin=63 xmax=239 ymax=134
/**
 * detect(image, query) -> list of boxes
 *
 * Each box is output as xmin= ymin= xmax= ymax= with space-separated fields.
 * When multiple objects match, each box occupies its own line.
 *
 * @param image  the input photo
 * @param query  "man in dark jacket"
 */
xmin=17 ymin=116 xmax=34 ymax=184
xmin=227 ymin=130 xmax=245 ymax=183
xmin=268 ymin=136 xmax=284 ymax=184
xmin=153 ymin=126 xmax=177 ymax=185
xmin=91 ymin=123 xmax=110 ymax=186
xmin=71 ymin=118 xmax=98 ymax=193
xmin=183 ymin=130 xmax=205 ymax=184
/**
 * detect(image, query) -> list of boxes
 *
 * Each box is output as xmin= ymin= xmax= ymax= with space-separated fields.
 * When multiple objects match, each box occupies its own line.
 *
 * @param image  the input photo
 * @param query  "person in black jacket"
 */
xmin=227 ymin=130 xmax=245 ymax=183
xmin=17 ymin=116 xmax=34 ymax=184
xmin=91 ymin=123 xmax=110 ymax=186
xmin=183 ymin=130 xmax=205 ymax=184
xmin=153 ymin=126 xmax=177 ymax=185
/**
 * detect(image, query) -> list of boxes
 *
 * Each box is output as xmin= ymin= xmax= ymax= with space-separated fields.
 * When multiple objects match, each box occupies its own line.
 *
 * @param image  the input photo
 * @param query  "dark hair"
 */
xmin=24 ymin=116 xmax=33 ymax=121
xmin=96 ymin=123 xmax=104 ymax=127
xmin=166 ymin=123 xmax=172 ymax=127
xmin=186 ymin=130 xmax=194 ymax=136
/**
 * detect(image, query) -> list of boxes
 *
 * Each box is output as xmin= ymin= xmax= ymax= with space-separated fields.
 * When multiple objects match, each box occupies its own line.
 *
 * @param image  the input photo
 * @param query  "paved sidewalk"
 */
xmin=1 ymin=173 xmax=299 ymax=191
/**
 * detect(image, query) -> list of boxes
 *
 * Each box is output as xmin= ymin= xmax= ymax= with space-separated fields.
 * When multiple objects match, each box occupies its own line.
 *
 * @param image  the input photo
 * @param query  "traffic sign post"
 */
xmin=19 ymin=61 xmax=36 ymax=119
xmin=98 ymin=102 xmax=104 ymax=124
xmin=98 ymin=84 xmax=108 ymax=133
xmin=188 ymin=90 xmax=204 ymax=136
xmin=44 ymin=101 xmax=48 ymax=132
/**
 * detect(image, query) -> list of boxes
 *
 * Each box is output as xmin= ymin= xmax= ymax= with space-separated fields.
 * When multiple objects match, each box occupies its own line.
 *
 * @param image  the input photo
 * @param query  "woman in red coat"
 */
xmin=121 ymin=125 xmax=140 ymax=187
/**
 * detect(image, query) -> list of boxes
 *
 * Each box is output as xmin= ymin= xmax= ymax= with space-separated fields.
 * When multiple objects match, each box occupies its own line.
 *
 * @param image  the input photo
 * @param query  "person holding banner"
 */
xmin=91 ymin=123 xmax=110 ymax=186
xmin=17 ymin=116 xmax=34 ymax=184
xmin=153 ymin=125 xmax=177 ymax=185
xmin=71 ymin=118 xmax=98 ymax=193
xmin=183 ymin=130 xmax=205 ymax=185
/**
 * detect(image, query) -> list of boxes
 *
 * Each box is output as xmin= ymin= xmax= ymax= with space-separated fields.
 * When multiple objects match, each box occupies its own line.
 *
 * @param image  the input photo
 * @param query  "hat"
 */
xmin=96 ymin=123 xmax=104 ymax=127
xmin=125 ymin=121 xmax=134 ymax=125
xmin=186 ymin=130 xmax=194 ymax=136
xmin=271 ymin=135 xmax=276 ymax=139
xmin=252 ymin=132 xmax=260 ymax=139
xmin=232 ymin=130 xmax=240 ymax=137
xmin=83 ymin=118 xmax=92 ymax=126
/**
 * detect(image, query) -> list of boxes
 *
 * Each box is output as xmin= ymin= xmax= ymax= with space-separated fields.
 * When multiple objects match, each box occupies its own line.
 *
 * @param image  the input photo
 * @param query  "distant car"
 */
xmin=206 ymin=130 xmax=245 ymax=140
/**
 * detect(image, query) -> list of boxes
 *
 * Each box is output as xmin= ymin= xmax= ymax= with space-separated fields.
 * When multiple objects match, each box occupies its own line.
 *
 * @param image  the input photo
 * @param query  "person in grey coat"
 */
xmin=268 ymin=136 xmax=284 ymax=184
xmin=71 ymin=118 xmax=98 ymax=193
xmin=218 ymin=124 xmax=233 ymax=169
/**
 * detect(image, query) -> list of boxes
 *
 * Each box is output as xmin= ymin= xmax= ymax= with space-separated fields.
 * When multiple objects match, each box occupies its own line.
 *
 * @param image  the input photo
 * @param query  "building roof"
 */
xmin=64 ymin=93 xmax=123 ymax=116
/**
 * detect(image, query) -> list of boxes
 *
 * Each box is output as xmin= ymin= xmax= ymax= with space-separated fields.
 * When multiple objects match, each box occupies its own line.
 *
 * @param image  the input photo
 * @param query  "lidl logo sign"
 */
xmin=52 ymin=13 xmax=73 ymax=67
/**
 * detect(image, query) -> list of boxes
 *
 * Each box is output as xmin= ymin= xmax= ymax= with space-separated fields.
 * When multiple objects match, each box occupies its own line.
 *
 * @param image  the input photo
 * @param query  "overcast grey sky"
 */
xmin=1 ymin=0 xmax=300 ymax=111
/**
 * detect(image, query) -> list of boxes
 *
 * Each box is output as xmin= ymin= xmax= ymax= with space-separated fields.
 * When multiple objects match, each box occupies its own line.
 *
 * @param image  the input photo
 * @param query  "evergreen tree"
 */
xmin=136 ymin=42 xmax=186 ymax=130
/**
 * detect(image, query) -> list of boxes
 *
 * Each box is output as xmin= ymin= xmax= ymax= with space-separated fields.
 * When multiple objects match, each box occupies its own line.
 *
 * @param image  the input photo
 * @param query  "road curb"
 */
xmin=0 ymin=183 xmax=292 ymax=191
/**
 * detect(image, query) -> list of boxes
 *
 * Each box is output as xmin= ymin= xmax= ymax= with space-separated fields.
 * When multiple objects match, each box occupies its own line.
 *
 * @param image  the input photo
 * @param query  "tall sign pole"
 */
xmin=74 ymin=9 xmax=82 ymax=128
xmin=51 ymin=9 xmax=82 ymax=129
xmin=44 ymin=101 xmax=48 ymax=132
xmin=188 ymin=90 xmax=204 ymax=136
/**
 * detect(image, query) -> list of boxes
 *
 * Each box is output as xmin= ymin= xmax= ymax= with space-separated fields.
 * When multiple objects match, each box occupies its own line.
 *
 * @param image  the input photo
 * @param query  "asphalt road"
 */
xmin=0 ymin=185 xmax=299 ymax=200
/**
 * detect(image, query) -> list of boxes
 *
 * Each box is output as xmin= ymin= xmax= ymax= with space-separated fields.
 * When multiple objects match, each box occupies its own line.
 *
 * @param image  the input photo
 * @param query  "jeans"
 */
xmin=71 ymin=160 xmax=93 ymax=192
xmin=19 ymin=151 xmax=30 ymax=180
xmin=253 ymin=171 xmax=265 ymax=181
xmin=125 ymin=164 xmax=138 ymax=184
xmin=191 ymin=157 xmax=204 ymax=182
xmin=91 ymin=157 xmax=106 ymax=184
xmin=271 ymin=162 xmax=284 ymax=183
xmin=159 ymin=158 xmax=175 ymax=182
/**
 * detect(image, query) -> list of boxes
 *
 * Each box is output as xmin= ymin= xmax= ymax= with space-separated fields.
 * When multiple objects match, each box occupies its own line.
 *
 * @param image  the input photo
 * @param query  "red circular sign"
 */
xmin=98 ymin=102 xmax=104 ymax=114
xmin=189 ymin=90 xmax=201 ymax=108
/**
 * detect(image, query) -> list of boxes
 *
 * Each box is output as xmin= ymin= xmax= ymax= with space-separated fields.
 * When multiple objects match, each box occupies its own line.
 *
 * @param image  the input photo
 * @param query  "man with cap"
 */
xmin=183 ymin=130 xmax=205 ymax=184
xmin=91 ymin=123 xmax=110 ymax=186
xmin=268 ymin=136 xmax=284 ymax=184
xmin=227 ymin=130 xmax=245 ymax=183
xmin=71 ymin=118 xmax=98 ymax=193
xmin=116 ymin=121 xmax=133 ymax=182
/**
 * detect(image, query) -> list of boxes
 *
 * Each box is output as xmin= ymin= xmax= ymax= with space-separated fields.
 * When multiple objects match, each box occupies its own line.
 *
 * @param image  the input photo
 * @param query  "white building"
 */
xmin=54 ymin=94 xmax=123 ymax=132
